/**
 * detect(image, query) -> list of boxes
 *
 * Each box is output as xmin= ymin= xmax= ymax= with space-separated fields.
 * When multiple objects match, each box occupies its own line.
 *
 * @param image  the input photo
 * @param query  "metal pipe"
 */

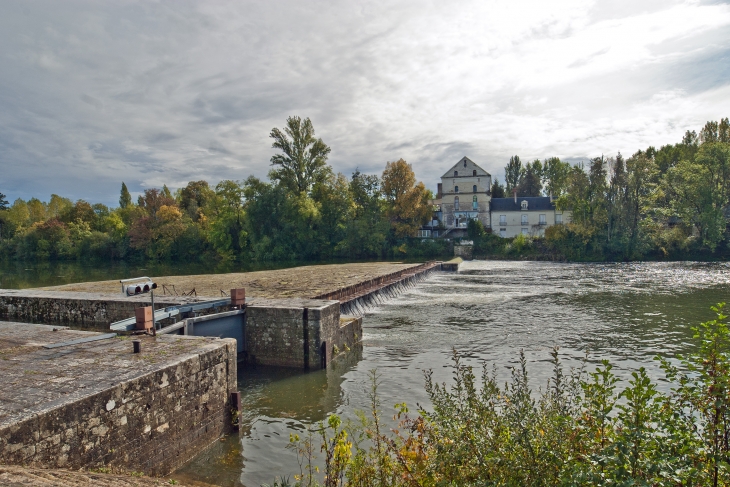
xmin=132 ymin=340 xmax=141 ymax=353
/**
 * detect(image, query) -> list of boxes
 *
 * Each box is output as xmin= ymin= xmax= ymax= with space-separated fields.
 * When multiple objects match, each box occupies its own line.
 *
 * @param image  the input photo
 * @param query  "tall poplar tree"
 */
xmin=505 ymin=156 xmax=522 ymax=194
xmin=119 ymin=182 xmax=132 ymax=209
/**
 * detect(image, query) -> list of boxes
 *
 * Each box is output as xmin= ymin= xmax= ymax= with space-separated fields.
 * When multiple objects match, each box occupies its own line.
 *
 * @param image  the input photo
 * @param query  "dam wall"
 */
xmin=0 ymin=323 xmax=237 ymax=476
xmin=333 ymin=262 xmax=442 ymax=316
xmin=0 ymin=289 xmax=204 ymax=328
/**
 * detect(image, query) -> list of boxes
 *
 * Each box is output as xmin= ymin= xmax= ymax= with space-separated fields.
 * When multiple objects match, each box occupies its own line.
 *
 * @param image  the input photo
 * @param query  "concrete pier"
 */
xmin=0 ymin=322 xmax=237 ymax=476
xmin=0 ymin=289 xmax=206 ymax=328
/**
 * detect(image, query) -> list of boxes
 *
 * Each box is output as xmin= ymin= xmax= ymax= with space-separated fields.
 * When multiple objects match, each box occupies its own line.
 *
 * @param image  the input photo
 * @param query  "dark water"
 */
xmin=174 ymin=261 xmax=730 ymax=487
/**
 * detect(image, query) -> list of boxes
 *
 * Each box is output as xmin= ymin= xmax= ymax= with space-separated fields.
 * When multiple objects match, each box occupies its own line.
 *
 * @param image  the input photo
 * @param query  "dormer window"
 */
xmin=521 ymin=200 xmax=528 ymax=210
xmin=454 ymin=171 xmax=458 ymax=177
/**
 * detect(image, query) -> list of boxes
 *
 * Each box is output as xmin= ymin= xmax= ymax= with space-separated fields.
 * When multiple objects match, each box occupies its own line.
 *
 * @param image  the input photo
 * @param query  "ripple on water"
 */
xmin=174 ymin=261 xmax=730 ymax=487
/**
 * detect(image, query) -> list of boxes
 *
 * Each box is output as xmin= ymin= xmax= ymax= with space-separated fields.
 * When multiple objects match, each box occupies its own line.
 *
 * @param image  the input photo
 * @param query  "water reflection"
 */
xmin=175 ymin=261 xmax=730 ymax=487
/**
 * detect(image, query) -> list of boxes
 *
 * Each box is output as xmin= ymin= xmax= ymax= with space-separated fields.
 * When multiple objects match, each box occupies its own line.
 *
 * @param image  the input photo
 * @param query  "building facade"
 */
xmin=489 ymin=196 xmax=569 ymax=238
xmin=423 ymin=156 xmax=571 ymax=239
xmin=437 ymin=157 xmax=492 ymax=230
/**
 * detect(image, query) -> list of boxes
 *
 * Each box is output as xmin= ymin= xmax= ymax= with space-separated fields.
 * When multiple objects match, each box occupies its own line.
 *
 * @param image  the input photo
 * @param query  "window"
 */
xmin=454 ymin=186 xmax=459 ymax=193
xmin=521 ymin=228 xmax=528 ymax=235
xmin=464 ymin=160 xmax=467 ymax=167
xmin=473 ymin=170 xmax=477 ymax=176
xmin=472 ymin=195 xmax=478 ymax=210
xmin=454 ymin=196 xmax=459 ymax=210
xmin=473 ymin=185 xmax=477 ymax=193
xmin=521 ymin=214 xmax=528 ymax=225
xmin=539 ymin=214 xmax=546 ymax=224
xmin=556 ymin=214 xmax=562 ymax=224
xmin=499 ymin=215 xmax=506 ymax=225
xmin=499 ymin=229 xmax=506 ymax=237
xmin=454 ymin=171 xmax=458 ymax=177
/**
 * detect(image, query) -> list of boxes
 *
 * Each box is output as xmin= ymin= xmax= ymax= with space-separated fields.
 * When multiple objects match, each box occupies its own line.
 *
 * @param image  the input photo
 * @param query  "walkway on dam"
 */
xmin=37 ymin=262 xmax=426 ymax=299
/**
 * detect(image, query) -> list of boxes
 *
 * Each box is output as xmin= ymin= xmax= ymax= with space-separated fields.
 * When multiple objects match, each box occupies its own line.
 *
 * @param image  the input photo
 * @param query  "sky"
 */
xmin=1 ymin=0 xmax=729 ymax=206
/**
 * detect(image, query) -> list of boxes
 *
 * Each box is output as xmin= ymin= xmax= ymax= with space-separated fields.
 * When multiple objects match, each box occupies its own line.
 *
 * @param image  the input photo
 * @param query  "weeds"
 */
xmin=279 ymin=302 xmax=730 ymax=487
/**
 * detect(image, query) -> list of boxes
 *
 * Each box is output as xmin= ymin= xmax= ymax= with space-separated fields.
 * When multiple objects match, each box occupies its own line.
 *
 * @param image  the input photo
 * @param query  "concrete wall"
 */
xmin=244 ymin=298 xmax=355 ymax=369
xmin=454 ymin=244 xmax=473 ymax=259
xmin=0 ymin=290 xmax=202 ymax=329
xmin=0 ymin=327 xmax=237 ymax=477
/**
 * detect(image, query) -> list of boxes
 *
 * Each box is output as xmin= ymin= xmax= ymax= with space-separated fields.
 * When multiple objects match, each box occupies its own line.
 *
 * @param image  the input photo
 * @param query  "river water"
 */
xmin=172 ymin=260 xmax=730 ymax=486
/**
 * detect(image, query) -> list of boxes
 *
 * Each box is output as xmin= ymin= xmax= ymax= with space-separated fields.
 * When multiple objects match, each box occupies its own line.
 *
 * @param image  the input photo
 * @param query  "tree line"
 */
xmin=0 ymin=116 xmax=438 ymax=263
xmin=1 ymin=116 xmax=729 ymax=263
xmin=474 ymin=117 xmax=730 ymax=261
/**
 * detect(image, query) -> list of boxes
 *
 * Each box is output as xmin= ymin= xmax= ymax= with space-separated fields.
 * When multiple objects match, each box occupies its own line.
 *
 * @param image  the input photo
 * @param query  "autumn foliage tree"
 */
xmin=381 ymin=159 xmax=431 ymax=238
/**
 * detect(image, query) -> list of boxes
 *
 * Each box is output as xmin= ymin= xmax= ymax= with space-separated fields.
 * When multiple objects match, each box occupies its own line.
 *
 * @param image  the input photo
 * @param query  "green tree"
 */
xmin=179 ymin=180 xmax=215 ymax=221
xmin=490 ymin=178 xmax=506 ymax=198
xmin=119 ymin=182 xmax=132 ymax=209
xmin=505 ymin=155 xmax=522 ymax=194
xmin=0 ymin=192 xmax=8 ymax=210
xmin=269 ymin=116 xmax=332 ymax=194
xmin=343 ymin=170 xmax=388 ymax=258
xmin=542 ymin=157 xmax=571 ymax=197
xmin=516 ymin=159 xmax=542 ymax=197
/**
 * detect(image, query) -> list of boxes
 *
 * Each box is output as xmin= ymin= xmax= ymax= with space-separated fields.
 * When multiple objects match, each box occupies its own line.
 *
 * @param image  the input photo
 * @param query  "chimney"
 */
xmin=549 ymin=191 xmax=553 ymax=203
xmin=437 ymin=183 xmax=442 ymax=199
xmin=513 ymin=189 xmax=517 ymax=204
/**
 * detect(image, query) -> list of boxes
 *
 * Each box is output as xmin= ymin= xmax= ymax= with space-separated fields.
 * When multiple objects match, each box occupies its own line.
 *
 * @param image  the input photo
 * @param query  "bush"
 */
xmin=282 ymin=302 xmax=730 ymax=486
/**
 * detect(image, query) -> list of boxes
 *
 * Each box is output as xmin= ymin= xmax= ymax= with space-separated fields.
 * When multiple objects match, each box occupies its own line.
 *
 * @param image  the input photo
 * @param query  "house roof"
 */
xmin=441 ymin=156 xmax=491 ymax=179
xmin=490 ymin=197 xmax=556 ymax=211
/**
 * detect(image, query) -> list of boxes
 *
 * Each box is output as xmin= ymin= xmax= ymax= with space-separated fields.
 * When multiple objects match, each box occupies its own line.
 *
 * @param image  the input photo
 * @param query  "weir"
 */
xmin=0 ymin=261 xmax=448 ymax=477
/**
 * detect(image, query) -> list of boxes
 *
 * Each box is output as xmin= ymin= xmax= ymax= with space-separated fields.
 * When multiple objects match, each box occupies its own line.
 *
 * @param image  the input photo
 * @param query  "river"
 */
xmin=171 ymin=260 xmax=730 ymax=486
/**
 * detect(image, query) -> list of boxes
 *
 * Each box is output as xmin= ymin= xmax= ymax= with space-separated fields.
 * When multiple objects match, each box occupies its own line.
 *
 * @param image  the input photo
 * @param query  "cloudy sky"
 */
xmin=1 ymin=0 xmax=729 ymax=206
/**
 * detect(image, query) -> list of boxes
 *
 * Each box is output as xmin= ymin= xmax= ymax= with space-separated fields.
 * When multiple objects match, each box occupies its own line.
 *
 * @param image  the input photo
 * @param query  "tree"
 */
xmin=179 ymin=180 xmax=215 ymax=221
xmin=720 ymin=118 xmax=730 ymax=143
xmin=0 ymin=192 xmax=8 ymax=239
xmin=346 ymin=170 xmax=388 ymax=257
xmin=516 ymin=160 xmax=542 ymax=197
xmin=505 ymin=156 xmax=522 ymax=193
xmin=382 ymin=159 xmax=431 ymax=238
xmin=543 ymin=157 xmax=571 ymax=197
xmin=491 ymin=179 xmax=506 ymax=198
xmin=269 ymin=116 xmax=332 ymax=194
xmin=119 ymin=182 xmax=132 ymax=209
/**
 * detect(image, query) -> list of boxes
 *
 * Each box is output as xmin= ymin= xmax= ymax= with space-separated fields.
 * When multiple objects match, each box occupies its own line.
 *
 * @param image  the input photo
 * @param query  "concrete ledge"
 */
xmin=0 ymin=290 xmax=206 ymax=328
xmin=0 ymin=322 xmax=237 ymax=476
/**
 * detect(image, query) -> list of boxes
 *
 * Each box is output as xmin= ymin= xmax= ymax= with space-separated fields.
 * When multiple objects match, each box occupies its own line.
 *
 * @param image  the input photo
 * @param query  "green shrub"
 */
xmin=282 ymin=302 xmax=730 ymax=486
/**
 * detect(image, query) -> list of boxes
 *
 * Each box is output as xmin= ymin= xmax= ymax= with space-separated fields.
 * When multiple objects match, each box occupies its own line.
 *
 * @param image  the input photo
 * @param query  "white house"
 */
xmin=489 ymin=195 xmax=570 ymax=238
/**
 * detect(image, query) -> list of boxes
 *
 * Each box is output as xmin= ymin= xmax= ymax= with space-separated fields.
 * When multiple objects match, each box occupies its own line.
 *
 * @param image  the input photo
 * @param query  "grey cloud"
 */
xmin=0 ymin=0 xmax=729 ymax=205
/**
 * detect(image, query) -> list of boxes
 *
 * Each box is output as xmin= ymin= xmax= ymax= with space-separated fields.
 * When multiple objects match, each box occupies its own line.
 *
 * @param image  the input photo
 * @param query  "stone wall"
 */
xmin=454 ymin=244 xmax=473 ymax=259
xmin=0 ymin=325 xmax=237 ymax=477
xmin=244 ymin=298 xmax=354 ymax=369
xmin=0 ymin=290 xmax=202 ymax=329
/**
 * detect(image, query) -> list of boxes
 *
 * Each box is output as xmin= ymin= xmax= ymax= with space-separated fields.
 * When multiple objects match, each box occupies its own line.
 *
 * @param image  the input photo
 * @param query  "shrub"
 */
xmin=282 ymin=302 xmax=730 ymax=486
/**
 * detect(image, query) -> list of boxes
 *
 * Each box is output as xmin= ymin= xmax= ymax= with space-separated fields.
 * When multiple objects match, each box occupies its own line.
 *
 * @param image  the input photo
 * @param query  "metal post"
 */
xmin=150 ymin=290 xmax=157 ymax=335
